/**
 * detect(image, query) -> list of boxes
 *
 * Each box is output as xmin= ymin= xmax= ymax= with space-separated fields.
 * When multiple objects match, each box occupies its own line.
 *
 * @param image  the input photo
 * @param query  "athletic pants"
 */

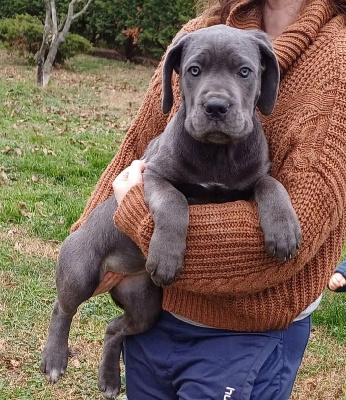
xmin=123 ymin=311 xmax=311 ymax=400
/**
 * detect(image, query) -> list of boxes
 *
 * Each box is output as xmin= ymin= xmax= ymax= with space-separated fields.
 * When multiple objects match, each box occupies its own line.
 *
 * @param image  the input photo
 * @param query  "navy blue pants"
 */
xmin=123 ymin=311 xmax=311 ymax=400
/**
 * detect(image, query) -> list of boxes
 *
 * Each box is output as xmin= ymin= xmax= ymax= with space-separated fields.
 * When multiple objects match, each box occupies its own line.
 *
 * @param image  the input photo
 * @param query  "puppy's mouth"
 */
xmin=191 ymin=129 xmax=249 ymax=145
xmin=205 ymin=131 xmax=232 ymax=144
xmin=186 ymin=111 xmax=252 ymax=144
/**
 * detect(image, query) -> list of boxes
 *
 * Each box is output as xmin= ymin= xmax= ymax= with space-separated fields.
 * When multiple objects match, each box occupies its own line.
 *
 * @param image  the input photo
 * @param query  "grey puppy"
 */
xmin=41 ymin=25 xmax=301 ymax=399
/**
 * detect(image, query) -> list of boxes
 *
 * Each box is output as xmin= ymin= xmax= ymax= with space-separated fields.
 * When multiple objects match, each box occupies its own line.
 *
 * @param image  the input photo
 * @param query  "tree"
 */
xmin=35 ymin=0 xmax=93 ymax=87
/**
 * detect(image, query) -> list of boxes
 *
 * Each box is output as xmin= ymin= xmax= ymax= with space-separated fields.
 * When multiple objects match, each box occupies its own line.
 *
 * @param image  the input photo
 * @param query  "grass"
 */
xmin=0 ymin=230 xmax=116 ymax=399
xmin=0 ymin=52 xmax=152 ymax=241
xmin=0 ymin=49 xmax=346 ymax=399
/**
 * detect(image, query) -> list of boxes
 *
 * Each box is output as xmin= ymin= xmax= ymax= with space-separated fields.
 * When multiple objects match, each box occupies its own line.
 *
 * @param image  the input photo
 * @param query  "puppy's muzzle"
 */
xmin=204 ymin=97 xmax=229 ymax=121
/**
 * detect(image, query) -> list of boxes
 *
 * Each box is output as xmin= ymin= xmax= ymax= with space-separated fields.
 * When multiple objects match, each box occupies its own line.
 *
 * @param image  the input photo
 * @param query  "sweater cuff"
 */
xmin=113 ymin=184 xmax=153 ymax=256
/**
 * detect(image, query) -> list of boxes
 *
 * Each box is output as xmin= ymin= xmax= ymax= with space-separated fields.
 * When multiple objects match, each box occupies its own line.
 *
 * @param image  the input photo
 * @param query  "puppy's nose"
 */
xmin=204 ymin=98 xmax=229 ymax=120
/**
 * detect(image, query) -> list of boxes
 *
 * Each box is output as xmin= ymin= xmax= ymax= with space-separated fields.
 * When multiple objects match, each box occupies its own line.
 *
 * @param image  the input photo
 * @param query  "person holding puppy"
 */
xmin=73 ymin=0 xmax=346 ymax=398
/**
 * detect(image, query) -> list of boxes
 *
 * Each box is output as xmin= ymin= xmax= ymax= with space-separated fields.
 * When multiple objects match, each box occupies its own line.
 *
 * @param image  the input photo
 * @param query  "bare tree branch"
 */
xmin=58 ymin=17 xmax=65 ymax=31
xmin=50 ymin=0 xmax=58 ymax=41
xmin=41 ymin=1 xmax=52 ymax=48
xmin=56 ymin=1 xmax=76 ymax=47
xmin=72 ymin=0 xmax=93 ymax=20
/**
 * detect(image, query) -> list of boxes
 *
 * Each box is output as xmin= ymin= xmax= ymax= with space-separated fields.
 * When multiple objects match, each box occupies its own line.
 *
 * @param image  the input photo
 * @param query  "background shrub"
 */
xmin=0 ymin=14 xmax=92 ymax=64
xmin=0 ymin=0 xmax=44 ymax=19
xmin=110 ymin=0 xmax=196 ymax=59
xmin=57 ymin=34 xmax=93 ymax=64
xmin=0 ymin=14 xmax=42 ymax=59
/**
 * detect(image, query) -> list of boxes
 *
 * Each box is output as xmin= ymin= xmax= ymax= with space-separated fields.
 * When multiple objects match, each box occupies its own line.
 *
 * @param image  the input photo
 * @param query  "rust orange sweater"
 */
xmin=73 ymin=0 xmax=346 ymax=331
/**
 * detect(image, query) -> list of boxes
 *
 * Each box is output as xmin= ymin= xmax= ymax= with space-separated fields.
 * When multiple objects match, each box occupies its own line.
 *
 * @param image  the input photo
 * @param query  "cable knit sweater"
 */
xmin=72 ymin=0 xmax=346 ymax=331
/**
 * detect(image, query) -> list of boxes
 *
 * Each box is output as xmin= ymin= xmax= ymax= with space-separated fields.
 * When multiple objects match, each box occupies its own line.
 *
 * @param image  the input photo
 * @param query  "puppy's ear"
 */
xmin=252 ymin=31 xmax=280 ymax=116
xmin=162 ymin=33 xmax=188 ymax=114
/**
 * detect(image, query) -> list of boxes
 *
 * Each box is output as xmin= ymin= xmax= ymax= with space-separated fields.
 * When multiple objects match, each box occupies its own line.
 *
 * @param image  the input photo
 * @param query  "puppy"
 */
xmin=41 ymin=25 xmax=301 ymax=399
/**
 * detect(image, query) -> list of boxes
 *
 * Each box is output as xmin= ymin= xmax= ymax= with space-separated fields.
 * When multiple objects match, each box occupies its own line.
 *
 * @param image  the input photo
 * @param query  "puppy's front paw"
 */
xmin=146 ymin=236 xmax=185 ymax=286
xmin=146 ymin=254 xmax=183 ymax=286
xmin=262 ymin=210 xmax=301 ymax=261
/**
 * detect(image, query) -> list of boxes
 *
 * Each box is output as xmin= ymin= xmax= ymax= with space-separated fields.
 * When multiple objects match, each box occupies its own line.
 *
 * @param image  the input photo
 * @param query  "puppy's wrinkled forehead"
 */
xmin=181 ymin=26 xmax=260 ymax=70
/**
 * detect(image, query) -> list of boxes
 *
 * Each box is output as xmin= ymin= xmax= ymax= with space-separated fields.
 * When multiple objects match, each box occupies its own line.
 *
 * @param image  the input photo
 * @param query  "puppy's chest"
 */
xmin=170 ymin=158 xmax=261 ymax=204
xmin=172 ymin=180 xmax=254 ymax=205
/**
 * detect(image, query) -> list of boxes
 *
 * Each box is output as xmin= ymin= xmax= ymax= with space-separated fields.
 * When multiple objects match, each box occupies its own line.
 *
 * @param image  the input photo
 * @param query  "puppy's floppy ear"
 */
xmin=252 ymin=31 xmax=280 ymax=116
xmin=162 ymin=33 xmax=188 ymax=114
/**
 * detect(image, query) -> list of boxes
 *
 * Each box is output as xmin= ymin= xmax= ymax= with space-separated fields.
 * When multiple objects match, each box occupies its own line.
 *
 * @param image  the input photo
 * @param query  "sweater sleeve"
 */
xmin=114 ymin=70 xmax=346 ymax=297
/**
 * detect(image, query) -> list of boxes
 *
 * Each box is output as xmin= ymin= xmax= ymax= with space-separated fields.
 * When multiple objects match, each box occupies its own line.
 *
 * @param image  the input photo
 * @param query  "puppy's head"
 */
xmin=162 ymin=25 xmax=279 ymax=144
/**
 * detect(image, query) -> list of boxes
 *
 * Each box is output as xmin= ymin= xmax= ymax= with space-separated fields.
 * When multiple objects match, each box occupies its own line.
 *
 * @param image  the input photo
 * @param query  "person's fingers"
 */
xmin=126 ymin=160 xmax=146 ymax=185
xmin=329 ymin=278 xmax=337 ymax=290
xmin=338 ymin=276 xmax=346 ymax=287
xmin=329 ymin=273 xmax=346 ymax=290
xmin=329 ymin=277 xmax=339 ymax=290
xmin=112 ymin=160 xmax=146 ymax=204
xmin=113 ymin=160 xmax=146 ymax=185
xmin=113 ymin=167 xmax=130 ymax=185
xmin=335 ymin=273 xmax=345 ymax=284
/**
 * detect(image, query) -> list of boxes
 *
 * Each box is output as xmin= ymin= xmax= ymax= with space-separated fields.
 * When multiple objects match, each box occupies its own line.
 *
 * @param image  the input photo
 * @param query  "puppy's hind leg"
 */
xmin=40 ymin=232 xmax=101 ymax=383
xmin=98 ymin=273 xmax=162 ymax=400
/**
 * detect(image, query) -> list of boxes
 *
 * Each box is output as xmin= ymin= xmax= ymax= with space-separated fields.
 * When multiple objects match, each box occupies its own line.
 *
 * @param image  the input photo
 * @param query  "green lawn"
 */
xmin=0 ymin=49 xmax=345 ymax=399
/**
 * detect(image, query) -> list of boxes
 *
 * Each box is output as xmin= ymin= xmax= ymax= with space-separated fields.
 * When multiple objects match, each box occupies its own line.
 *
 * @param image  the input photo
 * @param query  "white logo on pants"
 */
xmin=224 ymin=387 xmax=235 ymax=399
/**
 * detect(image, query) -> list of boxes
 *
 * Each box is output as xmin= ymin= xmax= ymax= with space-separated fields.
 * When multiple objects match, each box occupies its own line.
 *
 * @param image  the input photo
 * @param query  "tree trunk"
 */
xmin=36 ymin=0 xmax=94 ymax=87
xmin=41 ymin=66 xmax=51 ymax=87
xmin=40 ymin=38 xmax=62 ymax=87
xmin=36 ymin=60 xmax=44 ymax=87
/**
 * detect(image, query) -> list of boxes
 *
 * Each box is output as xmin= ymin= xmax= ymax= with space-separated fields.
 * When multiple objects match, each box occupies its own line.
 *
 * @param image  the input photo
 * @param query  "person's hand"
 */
xmin=112 ymin=160 xmax=146 ymax=205
xmin=328 ymin=272 xmax=346 ymax=291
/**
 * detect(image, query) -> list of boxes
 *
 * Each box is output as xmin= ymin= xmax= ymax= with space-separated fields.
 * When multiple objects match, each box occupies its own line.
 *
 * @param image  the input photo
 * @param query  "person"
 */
xmin=72 ymin=0 xmax=346 ymax=398
xmin=329 ymin=260 xmax=346 ymax=292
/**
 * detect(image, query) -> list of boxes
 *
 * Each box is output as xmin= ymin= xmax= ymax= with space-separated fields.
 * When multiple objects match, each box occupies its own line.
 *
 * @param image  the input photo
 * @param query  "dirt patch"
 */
xmin=0 ymin=270 xmax=15 ymax=291
xmin=0 ymin=227 xmax=60 ymax=259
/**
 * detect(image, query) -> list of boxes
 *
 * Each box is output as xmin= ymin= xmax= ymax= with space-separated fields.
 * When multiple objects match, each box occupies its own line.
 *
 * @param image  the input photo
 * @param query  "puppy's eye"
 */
xmin=189 ymin=66 xmax=201 ymax=77
xmin=238 ymin=67 xmax=251 ymax=78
